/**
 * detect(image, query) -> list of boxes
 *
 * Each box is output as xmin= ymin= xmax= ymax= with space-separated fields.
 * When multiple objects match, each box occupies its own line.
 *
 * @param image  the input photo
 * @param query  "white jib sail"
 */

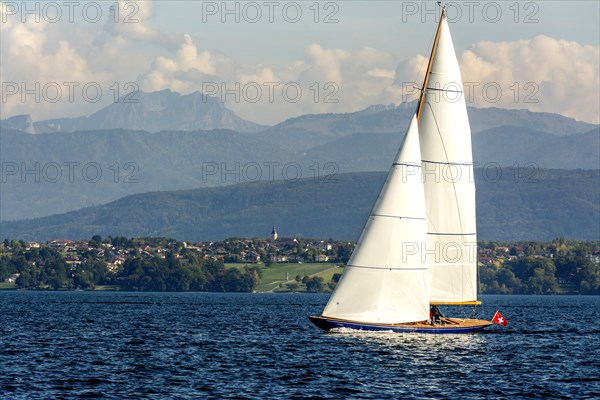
xmin=322 ymin=116 xmax=430 ymax=324
xmin=418 ymin=15 xmax=478 ymax=303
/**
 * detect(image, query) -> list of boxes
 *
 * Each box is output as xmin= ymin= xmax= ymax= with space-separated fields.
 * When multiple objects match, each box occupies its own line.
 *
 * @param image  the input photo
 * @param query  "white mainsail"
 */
xmin=322 ymin=116 xmax=430 ymax=324
xmin=417 ymin=14 xmax=478 ymax=303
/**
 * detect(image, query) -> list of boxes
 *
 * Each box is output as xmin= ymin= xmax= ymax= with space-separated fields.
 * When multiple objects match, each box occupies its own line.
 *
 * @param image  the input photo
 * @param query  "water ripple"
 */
xmin=1 ymin=292 xmax=599 ymax=399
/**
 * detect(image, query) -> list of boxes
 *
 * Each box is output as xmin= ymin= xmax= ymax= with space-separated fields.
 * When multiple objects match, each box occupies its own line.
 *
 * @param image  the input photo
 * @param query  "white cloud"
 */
xmin=367 ymin=68 xmax=396 ymax=80
xmin=392 ymin=36 xmax=600 ymax=124
xmin=459 ymin=35 xmax=600 ymax=123
xmin=0 ymin=1 xmax=161 ymax=119
xmin=1 ymin=16 xmax=106 ymax=118
xmin=103 ymin=0 xmax=159 ymax=41
xmin=139 ymin=34 xmax=234 ymax=95
xmin=1 ymin=0 xmax=598 ymax=125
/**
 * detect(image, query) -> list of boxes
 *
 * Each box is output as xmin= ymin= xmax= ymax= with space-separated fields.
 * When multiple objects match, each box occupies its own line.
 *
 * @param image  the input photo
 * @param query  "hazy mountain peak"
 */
xmin=5 ymin=90 xmax=267 ymax=134
xmin=269 ymin=101 xmax=598 ymax=137
xmin=468 ymin=107 xmax=596 ymax=136
xmin=363 ymin=103 xmax=398 ymax=113
xmin=1 ymin=114 xmax=36 ymax=134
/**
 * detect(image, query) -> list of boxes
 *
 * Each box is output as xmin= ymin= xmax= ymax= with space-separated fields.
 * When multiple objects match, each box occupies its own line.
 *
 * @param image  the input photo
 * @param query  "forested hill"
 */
xmin=3 ymin=100 xmax=598 ymax=222
xmin=2 ymin=168 xmax=598 ymax=242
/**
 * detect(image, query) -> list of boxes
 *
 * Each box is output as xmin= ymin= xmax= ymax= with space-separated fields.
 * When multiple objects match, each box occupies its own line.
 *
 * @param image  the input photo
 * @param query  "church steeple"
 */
xmin=271 ymin=225 xmax=278 ymax=241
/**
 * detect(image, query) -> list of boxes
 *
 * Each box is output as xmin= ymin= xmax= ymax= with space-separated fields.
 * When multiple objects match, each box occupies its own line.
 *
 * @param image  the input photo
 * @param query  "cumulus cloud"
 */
xmin=139 ymin=34 xmax=235 ymax=95
xmin=137 ymin=39 xmax=401 ymax=123
xmin=1 ymin=0 xmax=598 ymax=125
xmin=368 ymin=69 xmax=396 ymax=80
xmin=103 ymin=0 xmax=159 ymax=40
xmin=1 ymin=16 xmax=108 ymax=118
xmin=0 ymin=0 xmax=162 ymax=119
xmin=392 ymin=36 xmax=599 ymax=124
xmin=459 ymin=35 xmax=600 ymax=123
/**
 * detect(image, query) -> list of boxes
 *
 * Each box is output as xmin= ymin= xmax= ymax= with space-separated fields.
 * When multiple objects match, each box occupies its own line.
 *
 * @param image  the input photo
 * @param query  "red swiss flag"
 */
xmin=492 ymin=311 xmax=508 ymax=326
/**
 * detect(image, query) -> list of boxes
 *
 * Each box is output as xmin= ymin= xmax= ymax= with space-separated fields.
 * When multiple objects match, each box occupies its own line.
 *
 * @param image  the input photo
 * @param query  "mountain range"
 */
xmin=1 ymin=90 xmax=598 ymax=239
xmin=2 ymin=90 xmax=266 ymax=134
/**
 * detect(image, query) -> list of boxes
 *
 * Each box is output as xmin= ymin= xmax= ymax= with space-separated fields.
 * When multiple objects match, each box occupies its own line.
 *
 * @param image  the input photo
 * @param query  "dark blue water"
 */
xmin=1 ymin=292 xmax=599 ymax=399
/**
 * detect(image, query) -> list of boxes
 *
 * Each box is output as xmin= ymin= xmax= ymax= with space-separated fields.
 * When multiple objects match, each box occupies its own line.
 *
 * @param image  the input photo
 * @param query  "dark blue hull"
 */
xmin=309 ymin=316 xmax=492 ymax=334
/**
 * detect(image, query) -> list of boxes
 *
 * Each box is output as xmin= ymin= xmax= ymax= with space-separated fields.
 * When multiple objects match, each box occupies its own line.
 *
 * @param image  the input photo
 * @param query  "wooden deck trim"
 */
xmin=312 ymin=315 xmax=492 ymax=329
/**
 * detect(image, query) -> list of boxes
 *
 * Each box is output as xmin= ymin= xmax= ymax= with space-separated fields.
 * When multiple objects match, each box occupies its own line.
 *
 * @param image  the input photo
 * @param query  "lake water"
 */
xmin=1 ymin=292 xmax=599 ymax=399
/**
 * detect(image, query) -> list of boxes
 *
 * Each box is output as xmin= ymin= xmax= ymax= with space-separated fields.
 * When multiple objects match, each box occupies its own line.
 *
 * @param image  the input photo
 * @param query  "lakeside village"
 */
xmin=1 ymin=228 xmax=599 ymax=294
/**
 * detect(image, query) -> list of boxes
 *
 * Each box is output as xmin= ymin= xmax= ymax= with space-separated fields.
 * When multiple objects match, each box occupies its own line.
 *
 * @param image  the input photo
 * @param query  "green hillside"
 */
xmin=1 ymin=169 xmax=598 ymax=242
xmin=226 ymin=263 xmax=343 ymax=292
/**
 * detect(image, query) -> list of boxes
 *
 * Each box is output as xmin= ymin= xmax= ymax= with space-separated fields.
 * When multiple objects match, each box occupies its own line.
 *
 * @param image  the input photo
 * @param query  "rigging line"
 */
xmin=411 ymin=18 xmax=441 ymax=107
xmin=366 ymin=168 xmax=395 ymax=228
xmin=417 ymin=9 xmax=445 ymax=238
xmin=422 ymin=159 xmax=473 ymax=166
xmin=425 ymin=87 xmax=463 ymax=94
xmin=370 ymin=146 xmax=420 ymax=221
xmin=416 ymin=13 xmax=445 ymax=255
xmin=427 ymin=232 xmax=476 ymax=236
xmin=354 ymin=156 xmax=400 ymax=247
xmin=423 ymin=100 xmax=476 ymax=301
xmin=417 ymin=8 xmax=446 ymax=119
xmin=424 ymin=101 xmax=467 ymax=235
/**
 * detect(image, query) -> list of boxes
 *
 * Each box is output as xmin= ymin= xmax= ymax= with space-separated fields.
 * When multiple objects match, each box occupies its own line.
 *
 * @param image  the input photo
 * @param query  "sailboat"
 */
xmin=309 ymin=7 xmax=493 ymax=333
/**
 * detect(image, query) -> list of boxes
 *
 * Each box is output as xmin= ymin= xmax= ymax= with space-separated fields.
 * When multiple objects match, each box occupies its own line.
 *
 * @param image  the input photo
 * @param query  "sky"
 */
xmin=1 ymin=0 xmax=599 ymax=125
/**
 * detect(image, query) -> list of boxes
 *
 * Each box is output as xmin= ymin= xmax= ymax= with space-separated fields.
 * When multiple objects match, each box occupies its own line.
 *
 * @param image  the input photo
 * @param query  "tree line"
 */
xmin=480 ymin=255 xmax=599 ymax=295
xmin=1 ymin=237 xmax=599 ymax=294
xmin=0 ymin=240 xmax=261 ymax=292
xmin=477 ymin=239 xmax=600 ymax=294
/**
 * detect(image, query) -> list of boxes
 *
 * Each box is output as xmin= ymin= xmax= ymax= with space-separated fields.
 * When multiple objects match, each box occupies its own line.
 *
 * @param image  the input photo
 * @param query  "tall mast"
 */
xmin=416 ymin=7 xmax=446 ymax=119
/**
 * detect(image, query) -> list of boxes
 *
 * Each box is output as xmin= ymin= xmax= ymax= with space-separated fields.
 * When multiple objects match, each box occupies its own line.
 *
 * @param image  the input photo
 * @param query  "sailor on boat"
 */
xmin=430 ymin=305 xmax=443 ymax=325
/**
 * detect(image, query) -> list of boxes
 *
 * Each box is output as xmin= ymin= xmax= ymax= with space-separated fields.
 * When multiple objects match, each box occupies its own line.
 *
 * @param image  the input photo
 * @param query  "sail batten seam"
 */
xmin=427 ymin=232 xmax=476 ymax=236
xmin=347 ymin=265 xmax=428 ymax=271
xmin=421 ymin=159 xmax=473 ymax=166
xmin=370 ymin=214 xmax=426 ymax=220
xmin=425 ymin=87 xmax=463 ymax=93
xmin=392 ymin=163 xmax=422 ymax=167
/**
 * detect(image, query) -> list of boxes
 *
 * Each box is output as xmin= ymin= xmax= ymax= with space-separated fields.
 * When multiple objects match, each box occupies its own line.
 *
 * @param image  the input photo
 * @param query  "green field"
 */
xmin=225 ymin=262 xmax=344 ymax=292
xmin=223 ymin=263 xmax=253 ymax=270
xmin=0 ymin=282 xmax=18 ymax=290
xmin=94 ymin=285 xmax=120 ymax=291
